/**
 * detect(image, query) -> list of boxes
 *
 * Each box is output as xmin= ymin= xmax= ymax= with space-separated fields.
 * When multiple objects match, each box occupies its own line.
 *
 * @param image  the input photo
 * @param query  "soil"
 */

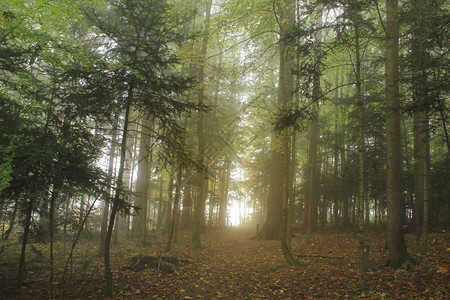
xmin=0 ymin=226 xmax=449 ymax=299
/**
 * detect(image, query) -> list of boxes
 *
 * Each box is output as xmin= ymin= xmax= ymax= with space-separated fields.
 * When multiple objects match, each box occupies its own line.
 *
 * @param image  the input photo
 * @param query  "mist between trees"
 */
xmin=0 ymin=0 xmax=448 ymax=298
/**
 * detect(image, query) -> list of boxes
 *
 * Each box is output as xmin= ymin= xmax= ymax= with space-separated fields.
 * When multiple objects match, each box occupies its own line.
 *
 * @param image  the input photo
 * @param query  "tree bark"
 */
xmin=352 ymin=2 xmax=368 ymax=289
xmin=131 ymin=116 xmax=152 ymax=242
xmin=165 ymin=170 xmax=175 ymax=234
xmin=180 ymin=179 xmax=192 ymax=230
xmin=2 ymin=200 xmax=17 ymax=240
xmin=156 ymin=176 xmax=165 ymax=231
xmin=218 ymin=159 xmax=231 ymax=229
xmin=193 ymin=0 xmax=213 ymax=249
xmin=49 ymin=181 xmax=61 ymax=299
xmin=18 ymin=199 xmax=33 ymax=286
xmin=167 ymin=168 xmax=182 ymax=252
xmin=104 ymin=93 xmax=132 ymax=296
xmin=411 ymin=0 xmax=431 ymax=253
xmin=385 ymin=0 xmax=413 ymax=268
xmin=306 ymin=4 xmax=322 ymax=239
xmin=98 ymin=118 xmax=118 ymax=257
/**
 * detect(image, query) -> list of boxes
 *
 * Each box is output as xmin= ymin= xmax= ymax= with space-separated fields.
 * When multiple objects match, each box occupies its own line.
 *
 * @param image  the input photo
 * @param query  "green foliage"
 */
xmin=0 ymin=134 xmax=19 ymax=192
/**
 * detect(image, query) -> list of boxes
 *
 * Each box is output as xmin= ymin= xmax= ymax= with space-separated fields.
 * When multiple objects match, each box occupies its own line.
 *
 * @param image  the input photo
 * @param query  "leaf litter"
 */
xmin=0 ymin=227 xmax=449 ymax=299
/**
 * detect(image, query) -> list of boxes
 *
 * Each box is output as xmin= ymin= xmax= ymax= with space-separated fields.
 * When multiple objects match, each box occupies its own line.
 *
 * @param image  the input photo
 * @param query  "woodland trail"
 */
xmin=0 ymin=227 xmax=449 ymax=299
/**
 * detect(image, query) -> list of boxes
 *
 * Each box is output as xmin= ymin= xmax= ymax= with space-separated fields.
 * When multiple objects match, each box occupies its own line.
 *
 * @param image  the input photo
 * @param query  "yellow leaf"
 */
xmin=436 ymin=267 xmax=448 ymax=274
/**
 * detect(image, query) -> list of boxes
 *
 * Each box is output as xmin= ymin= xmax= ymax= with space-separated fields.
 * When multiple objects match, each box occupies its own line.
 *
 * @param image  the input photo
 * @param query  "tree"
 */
xmin=218 ymin=158 xmax=231 ymax=229
xmin=411 ymin=0 xmax=431 ymax=253
xmin=385 ymin=0 xmax=414 ymax=269
xmin=305 ymin=3 xmax=323 ymax=238
xmin=350 ymin=0 xmax=368 ymax=290
xmin=0 ymin=3 xmax=113 ymax=288
xmin=252 ymin=0 xmax=297 ymax=241
xmin=167 ymin=167 xmax=182 ymax=251
xmin=98 ymin=118 xmax=118 ymax=257
xmin=192 ymin=0 xmax=213 ymax=249
xmin=85 ymin=0 xmax=194 ymax=295
xmin=131 ymin=116 xmax=153 ymax=244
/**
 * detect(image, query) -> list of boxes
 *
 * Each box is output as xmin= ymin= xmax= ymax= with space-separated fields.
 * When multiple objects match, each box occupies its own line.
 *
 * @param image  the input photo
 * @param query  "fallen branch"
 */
xmin=294 ymin=254 xmax=345 ymax=259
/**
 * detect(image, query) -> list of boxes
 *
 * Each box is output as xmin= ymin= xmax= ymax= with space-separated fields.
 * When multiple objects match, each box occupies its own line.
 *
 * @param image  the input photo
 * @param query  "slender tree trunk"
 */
xmin=333 ymin=69 xmax=340 ymax=226
xmin=193 ymin=0 xmax=213 ymax=249
xmin=306 ymin=4 xmax=323 ymax=239
xmin=414 ymin=108 xmax=428 ymax=241
xmin=411 ymin=0 xmax=431 ymax=252
xmin=218 ymin=159 xmax=231 ymax=229
xmin=165 ymin=171 xmax=175 ymax=234
xmin=79 ymin=195 xmax=85 ymax=229
xmin=62 ymin=197 xmax=70 ymax=243
xmin=353 ymin=5 xmax=368 ymax=289
xmin=132 ymin=116 xmax=152 ymax=242
xmin=258 ymin=105 xmax=284 ymax=239
xmin=113 ymin=115 xmax=135 ymax=244
xmin=18 ymin=199 xmax=33 ymax=285
xmin=2 ymin=200 xmax=17 ymax=240
xmin=385 ymin=0 xmax=413 ymax=268
xmin=437 ymin=100 xmax=450 ymax=153
xmin=104 ymin=93 xmax=132 ymax=296
xmin=421 ymin=153 xmax=429 ymax=254
xmin=0 ymin=204 xmax=3 ymax=233
xmin=156 ymin=176 xmax=165 ymax=231
xmin=167 ymin=169 xmax=182 ymax=252
xmin=208 ymin=172 xmax=216 ymax=229
xmin=279 ymin=0 xmax=303 ymax=266
xmin=98 ymin=118 xmax=118 ymax=257
xmin=181 ymin=180 xmax=192 ymax=230
xmin=49 ymin=181 xmax=61 ymax=299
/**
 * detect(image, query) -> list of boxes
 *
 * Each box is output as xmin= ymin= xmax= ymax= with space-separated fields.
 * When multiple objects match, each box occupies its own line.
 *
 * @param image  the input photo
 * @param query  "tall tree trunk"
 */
xmin=98 ymin=118 xmax=118 ymax=257
xmin=208 ymin=171 xmax=216 ymax=229
xmin=333 ymin=70 xmax=340 ymax=227
xmin=193 ymin=0 xmax=213 ymax=249
xmin=279 ymin=0 xmax=303 ymax=266
xmin=165 ymin=171 xmax=175 ymax=234
xmin=18 ymin=199 xmax=33 ymax=285
xmin=256 ymin=0 xmax=295 ymax=241
xmin=180 ymin=179 xmax=192 ymax=230
xmin=2 ymin=200 xmax=17 ymax=240
xmin=340 ymin=74 xmax=350 ymax=228
xmin=132 ymin=116 xmax=152 ymax=242
xmin=79 ymin=195 xmax=85 ymax=229
xmin=62 ymin=197 xmax=70 ymax=243
xmin=352 ymin=3 xmax=368 ymax=289
xmin=385 ymin=0 xmax=413 ymax=268
xmin=114 ymin=114 xmax=136 ymax=244
xmin=306 ymin=3 xmax=323 ymax=239
xmin=104 ymin=93 xmax=132 ymax=296
xmin=167 ymin=168 xmax=182 ymax=252
xmin=49 ymin=180 xmax=61 ymax=299
xmin=411 ymin=0 xmax=431 ymax=253
xmin=218 ymin=159 xmax=231 ymax=229
xmin=156 ymin=176 xmax=165 ymax=231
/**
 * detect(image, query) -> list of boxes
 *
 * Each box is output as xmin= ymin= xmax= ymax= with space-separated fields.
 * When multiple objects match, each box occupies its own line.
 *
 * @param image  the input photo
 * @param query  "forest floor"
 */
xmin=0 ymin=226 xmax=449 ymax=299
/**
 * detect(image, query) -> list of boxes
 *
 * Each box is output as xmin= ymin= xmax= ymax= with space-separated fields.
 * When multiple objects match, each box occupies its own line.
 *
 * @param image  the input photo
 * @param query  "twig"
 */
xmin=294 ymin=254 xmax=345 ymax=259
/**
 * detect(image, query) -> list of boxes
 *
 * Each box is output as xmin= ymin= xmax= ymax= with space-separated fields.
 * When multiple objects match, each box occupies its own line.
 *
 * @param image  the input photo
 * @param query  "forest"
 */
xmin=0 ymin=0 xmax=449 ymax=299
